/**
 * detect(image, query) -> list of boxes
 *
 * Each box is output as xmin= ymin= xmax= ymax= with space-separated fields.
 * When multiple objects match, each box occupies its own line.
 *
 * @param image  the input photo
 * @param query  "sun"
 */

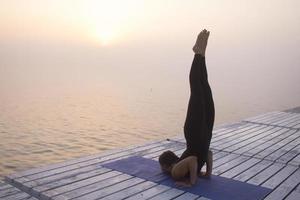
xmin=81 ymin=0 xmax=145 ymax=46
xmin=82 ymin=1 xmax=129 ymax=46
xmin=94 ymin=28 xmax=116 ymax=46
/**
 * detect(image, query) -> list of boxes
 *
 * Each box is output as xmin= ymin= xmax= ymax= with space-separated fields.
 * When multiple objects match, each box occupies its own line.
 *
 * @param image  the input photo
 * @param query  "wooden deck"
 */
xmin=1 ymin=107 xmax=300 ymax=200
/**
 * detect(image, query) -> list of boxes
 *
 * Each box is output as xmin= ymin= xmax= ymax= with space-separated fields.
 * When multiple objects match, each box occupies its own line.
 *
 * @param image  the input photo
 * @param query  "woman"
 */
xmin=158 ymin=29 xmax=215 ymax=187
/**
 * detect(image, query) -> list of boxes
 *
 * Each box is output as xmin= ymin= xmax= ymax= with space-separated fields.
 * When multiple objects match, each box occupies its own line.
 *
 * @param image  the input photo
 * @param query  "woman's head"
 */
xmin=158 ymin=150 xmax=179 ymax=173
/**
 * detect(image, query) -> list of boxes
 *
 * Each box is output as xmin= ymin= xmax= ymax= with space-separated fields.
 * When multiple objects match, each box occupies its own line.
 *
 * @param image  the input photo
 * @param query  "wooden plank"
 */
xmin=216 ymin=124 xmax=269 ymax=144
xmin=212 ymin=123 xmax=255 ymax=141
xmin=211 ymin=124 xmax=266 ymax=149
xmin=143 ymin=142 xmax=186 ymax=159
xmin=210 ymin=151 xmax=228 ymax=161
xmin=233 ymin=127 xmax=287 ymax=156
xmin=7 ymin=139 xmax=168 ymax=180
xmin=246 ymin=112 xmax=288 ymax=124
xmin=213 ymin=155 xmax=250 ymax=175
xmin=31 ymin=167 xmax=112 ymax=197
xmin=277 ymin=114 xmax=300 ymax=126
xmin=22 ymin=141 xmax=171 ymax=180
xmin=288 ymin=154 xmax=300 ymax=166
xmin=264 ymin=169 xmax=300 ymax=200
xmin=233 ymin=160 xmax=273 ymax=182
xmin=123 ymin=185 xmax=171 ymax=200
xmin=247 ymin=163 xmax=285 ymax=185
xmin=221 ymin=157 xmax=261 ymax=179
xmin=211 ymin=124 xmax=260 ymax=144
xmin=172 ymin=192 xmax=199 ymax=200
xmin=29 ymin=141 xmax=185 ymax=199
xmin=271 ymin=113 xmax=300 ymax=126
xmin=212 ymin=153 xmax=239 ymax=169
xmin=211 ymin=125 xmax=270 ymax=151
xmin=213 ymin=122 xmax=248 ymax=135
xmin=148 ymin=188 xmax=184 ymax=200
xmin=210 ymin=122 xmax=248 ymax=137
xmin=260 ymin=112 xmax=291 ymax=124
xmin=0 ymin=186 xmax=21 ymax=198
xmin=23 ymin=164 xmax=111 ymax=191
xmin=141 ymin=143 xmax=186 ymax=162
xmin=173 ymin=121 xmax=245 ymax=143
xmin=0 ymin=181 xmax=13 ymax=191
xmin=0 ymin=181 xmax=37 ymax=200
xmin=35 ymin=139 xmax=204 ymax=200
xmin=172 ymin=148 xmax=224 ymax=165
xmin=243 ymin=111 xmax=281 ymax=122
xmin=71 ymin=177 xmax=145 ymax=200
xmin=232 ymin=127 xmax=285 ymax=156
xmin=285 ymin=184 xmax=300 ymax=200
xmin=0 ymin=183 xmax=5 ymax=188
xmin=3 ymin=108 xmax=299 ymax=200
xmin=264 ymin=131 xmax=300 ymax=162
xmin=211 ymin=123 xmax=253 ymax=141
xmin=173 ymin=148 xmax=186 ymax=157
xmin=294 ymin=122 xmax=300 ymax=129
xmin=151 ymin=145 xmax=222 ymax=163
xmin=285 ymin=118 xmax=300 ymax=128
xmin=262 ymin=165 xmax=298 ymax=189
xmin=171 ymin=122 xmax=253 ymax=144
xmin=0 ymin=181 xmax=6 ymax=187
xmin=249 ymin=112 xmax=300 ymax=129
xmin=223 ymin=126 xmax=281 ymax=153
xmin=13 ymin=159 xmax=120 ymax=192
xmin=44 ymin=171 xmax=126 ymax=200
xmin=276 ymin=145 xmax=300 ymax=164
xmin=2 ymin=192 xmax=32 ymax=200
xmin=247 ymin=129 xmax=295 ymax=158
xmin=10 ymin=140 xmax=176 ymax=190
xmin=171 ymin=123 xmax=236 ymax=143
xmin=99 ymin=181 xmax=157 ymax=200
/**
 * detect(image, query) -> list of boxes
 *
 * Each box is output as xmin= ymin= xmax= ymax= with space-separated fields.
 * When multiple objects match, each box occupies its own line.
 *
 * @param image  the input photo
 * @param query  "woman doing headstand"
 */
xmin=158 ymin=29 xmax=215 ymax=187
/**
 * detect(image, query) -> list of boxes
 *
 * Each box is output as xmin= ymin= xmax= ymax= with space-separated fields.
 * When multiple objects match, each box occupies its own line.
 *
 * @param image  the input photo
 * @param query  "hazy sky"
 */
xmin=1 ymin=0 xmax=299 ymax=115
xmin=1 ymin=0 xmax=299 ymax=45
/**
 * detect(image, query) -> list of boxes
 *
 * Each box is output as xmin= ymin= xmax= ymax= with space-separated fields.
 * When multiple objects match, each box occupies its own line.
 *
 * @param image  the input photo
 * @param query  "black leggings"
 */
xmin=178 ymin=54 xmax=215 ymax=172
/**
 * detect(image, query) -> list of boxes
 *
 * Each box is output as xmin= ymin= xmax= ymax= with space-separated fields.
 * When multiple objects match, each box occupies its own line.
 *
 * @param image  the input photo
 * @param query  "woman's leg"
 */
xmin=189 ymin=54 xmax=207 ymax=95
xmin=192 ymin=29 xmax=215 ymax=145
xmin=180 ymin=53 xmax=206 ymax=162
xmin=200 ymin=55 xmax=215 ymax=145
xmin=184 ymin=51 xmax=211 ymax=134
xmin=183 ymin=53 xmax=206 ymax=135
xmin=182 ymin=29 xmax=215 ymax=168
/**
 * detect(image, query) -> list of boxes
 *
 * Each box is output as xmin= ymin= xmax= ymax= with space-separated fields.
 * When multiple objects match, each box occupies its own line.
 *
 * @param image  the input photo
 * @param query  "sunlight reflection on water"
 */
xmin=0 ymin=84 xmax=188 ymax=176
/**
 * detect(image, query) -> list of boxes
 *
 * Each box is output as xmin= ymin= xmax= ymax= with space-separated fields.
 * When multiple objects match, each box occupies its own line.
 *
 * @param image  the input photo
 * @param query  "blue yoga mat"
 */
xmin=102 ymin=156 xmax=271 ymax=200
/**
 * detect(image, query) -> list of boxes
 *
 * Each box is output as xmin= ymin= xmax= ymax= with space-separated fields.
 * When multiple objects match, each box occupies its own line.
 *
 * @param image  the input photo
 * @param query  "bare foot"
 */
xmin=193 ymin=29 xmax=210 ymax=56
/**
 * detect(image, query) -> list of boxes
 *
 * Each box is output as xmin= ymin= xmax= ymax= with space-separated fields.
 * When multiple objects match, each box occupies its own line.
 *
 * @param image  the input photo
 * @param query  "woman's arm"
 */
xmin=206 ymin=150 xmax=213 ymax=177
xmin=205 ymin=150 xmax=213 ymax=177
xmin=188 ymin=156 xmax=198 ymax=184
xmin=198 ymin=150 xmax=213 ymax=178
xmin=171 ymin=156 xmax=198 ymax=186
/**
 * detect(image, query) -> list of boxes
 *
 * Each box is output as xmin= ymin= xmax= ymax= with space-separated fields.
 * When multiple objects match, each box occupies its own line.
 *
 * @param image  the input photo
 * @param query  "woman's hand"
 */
xmin=198 ymin=171 xmax=211 ymax=179
xmin=198 ymin=150 xmax=213 ymax=179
